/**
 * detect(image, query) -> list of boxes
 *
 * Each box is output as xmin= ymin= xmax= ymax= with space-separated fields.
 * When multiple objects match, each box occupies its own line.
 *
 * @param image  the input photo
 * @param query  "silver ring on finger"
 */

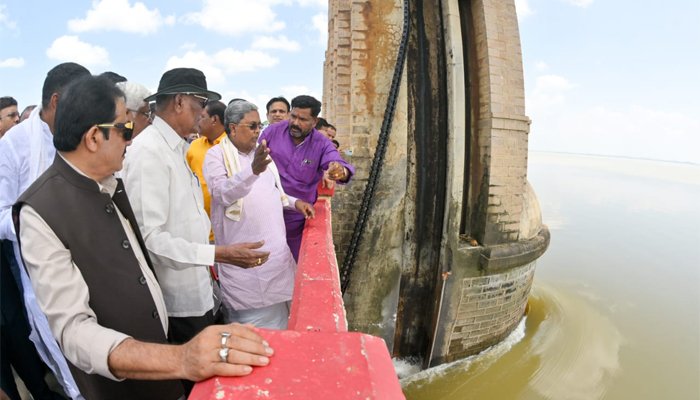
xmin=218 ymin=347 xmax=229 ymax=363
xmin=220 ymin=331 xmax=231 ymax=348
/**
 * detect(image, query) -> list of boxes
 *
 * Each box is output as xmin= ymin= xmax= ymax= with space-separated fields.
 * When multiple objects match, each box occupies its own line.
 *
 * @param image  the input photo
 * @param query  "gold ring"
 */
xmin=257 ymin=258 xmax=262 ymax=265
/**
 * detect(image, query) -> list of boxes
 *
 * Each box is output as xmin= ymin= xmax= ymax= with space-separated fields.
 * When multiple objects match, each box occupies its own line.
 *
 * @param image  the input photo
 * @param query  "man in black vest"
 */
xmin=13 ymin=75 xmax=273 ymax=400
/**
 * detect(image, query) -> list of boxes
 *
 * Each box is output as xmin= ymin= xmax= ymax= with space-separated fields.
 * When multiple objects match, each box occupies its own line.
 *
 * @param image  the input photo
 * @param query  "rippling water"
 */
xmin=401 ymin=152 xmax=700 ymax=400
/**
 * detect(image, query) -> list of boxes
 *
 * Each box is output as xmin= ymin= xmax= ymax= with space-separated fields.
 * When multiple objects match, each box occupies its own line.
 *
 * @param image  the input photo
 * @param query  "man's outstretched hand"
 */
xmin=215 ymin=241 xmax=270 ymax=268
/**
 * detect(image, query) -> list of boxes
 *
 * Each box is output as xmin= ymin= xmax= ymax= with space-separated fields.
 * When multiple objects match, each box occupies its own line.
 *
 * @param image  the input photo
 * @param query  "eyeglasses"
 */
xmin=129 ymin=108 xmax=151 ymax=119
xmin=0 ymin=111 xmax=19 ymax=120
xmin=236 ymin=122 xmax=264 ymax=131
xmin=181 ymin=93 xmax=208 ymax=109
xmin=96 ymin=121 xmax=134 ymax=141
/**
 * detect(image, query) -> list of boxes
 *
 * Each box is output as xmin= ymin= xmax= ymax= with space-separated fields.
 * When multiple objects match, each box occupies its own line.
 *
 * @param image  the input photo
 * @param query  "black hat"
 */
xmin=144 ymin=68 xmax=221 ymax=102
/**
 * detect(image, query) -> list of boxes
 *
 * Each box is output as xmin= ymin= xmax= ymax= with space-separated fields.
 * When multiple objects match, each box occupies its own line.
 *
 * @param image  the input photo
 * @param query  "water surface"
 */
xmin=402 ymin=152 xmax=700 ymax=399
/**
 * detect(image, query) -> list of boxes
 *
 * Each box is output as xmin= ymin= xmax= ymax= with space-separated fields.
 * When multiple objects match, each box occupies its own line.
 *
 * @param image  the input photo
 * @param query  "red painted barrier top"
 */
xmin=190 ymin=198 xmax=404 ymax=399
xmin=288 ymin=198 xmax=347 ymax=332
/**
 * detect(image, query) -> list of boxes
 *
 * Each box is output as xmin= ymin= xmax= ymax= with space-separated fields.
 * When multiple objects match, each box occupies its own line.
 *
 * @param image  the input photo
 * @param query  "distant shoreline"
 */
xmin=529 ymin=150 xmax=699 ymax=166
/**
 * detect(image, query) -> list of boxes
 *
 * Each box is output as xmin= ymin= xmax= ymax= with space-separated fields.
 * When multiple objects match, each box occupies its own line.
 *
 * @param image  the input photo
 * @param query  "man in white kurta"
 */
xmin=0 ymin=62 xmax=91 ymax=399
xmin=203 ymin=99 xmax=314 ymax=329
xmin=120 ymin=68 xmax=270 ymax=357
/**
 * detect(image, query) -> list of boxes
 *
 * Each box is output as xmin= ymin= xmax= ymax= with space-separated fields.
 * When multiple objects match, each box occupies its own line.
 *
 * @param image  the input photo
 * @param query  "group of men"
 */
xmin=0 ymin=63 xmax=353 ymax=399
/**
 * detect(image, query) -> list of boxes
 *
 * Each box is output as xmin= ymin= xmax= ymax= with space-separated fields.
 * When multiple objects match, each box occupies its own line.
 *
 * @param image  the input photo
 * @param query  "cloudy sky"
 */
xmin=1 ymin=0 xmax=698 ymax=163
xmin=0 ymin=0 xmax=328 ymax=116
xmin=517 ymin=0 xmax=699 ymax=164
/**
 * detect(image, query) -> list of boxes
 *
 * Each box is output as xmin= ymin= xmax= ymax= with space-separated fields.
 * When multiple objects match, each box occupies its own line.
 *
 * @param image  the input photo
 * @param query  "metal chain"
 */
xmin=341 ymin=0 xmax=410 ymax=294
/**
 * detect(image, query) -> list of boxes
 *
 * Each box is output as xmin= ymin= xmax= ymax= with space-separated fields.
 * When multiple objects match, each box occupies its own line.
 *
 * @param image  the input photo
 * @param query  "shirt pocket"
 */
xmin=291 ymin=158 xmax=319 ymax=184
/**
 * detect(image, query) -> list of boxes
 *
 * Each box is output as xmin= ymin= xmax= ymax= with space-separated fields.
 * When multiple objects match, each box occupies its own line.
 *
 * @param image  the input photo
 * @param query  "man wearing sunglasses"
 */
xmin=203 ymin=99 xmax=314 ymax=330
xmin=121 ymin=68 xmax=270 ymax=394
xmin=14 ymin=75 xmax=273 ymax=400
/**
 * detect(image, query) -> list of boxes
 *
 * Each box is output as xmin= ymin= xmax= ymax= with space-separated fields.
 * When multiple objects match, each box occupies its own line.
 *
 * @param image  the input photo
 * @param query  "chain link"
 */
xmin=340 ymin=0 xmax=410 ymax=294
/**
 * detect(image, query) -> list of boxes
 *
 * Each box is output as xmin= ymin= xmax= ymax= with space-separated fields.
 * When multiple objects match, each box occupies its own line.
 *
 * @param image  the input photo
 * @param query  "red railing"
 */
xmin=189 ymin=198 xmax=404 ymax=399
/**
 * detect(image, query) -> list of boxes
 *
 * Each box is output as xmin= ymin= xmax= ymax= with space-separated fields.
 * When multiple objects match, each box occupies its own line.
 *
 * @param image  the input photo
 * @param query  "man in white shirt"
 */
xmin=0 ymin=62 xmax=91 ymax=399
xmin=15 ymin=75 xmax=273 ymax=400
xmin=121 ymin=68 xmax=270 ymax=392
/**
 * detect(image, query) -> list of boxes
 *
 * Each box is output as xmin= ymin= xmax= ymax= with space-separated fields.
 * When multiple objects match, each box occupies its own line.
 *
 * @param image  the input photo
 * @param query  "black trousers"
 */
xmin=0 ymin=240 xmax=62 ymax=400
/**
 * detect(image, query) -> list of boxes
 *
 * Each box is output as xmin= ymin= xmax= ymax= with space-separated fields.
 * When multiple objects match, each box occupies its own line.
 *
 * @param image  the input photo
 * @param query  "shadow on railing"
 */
xmin=190 ymin=198 xmax=404 ymax=399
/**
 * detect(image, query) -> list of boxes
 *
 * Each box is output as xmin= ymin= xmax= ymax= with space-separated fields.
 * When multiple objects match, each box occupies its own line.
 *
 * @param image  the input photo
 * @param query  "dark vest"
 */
xmin=13 ymin=156 xmax=183 ymax=400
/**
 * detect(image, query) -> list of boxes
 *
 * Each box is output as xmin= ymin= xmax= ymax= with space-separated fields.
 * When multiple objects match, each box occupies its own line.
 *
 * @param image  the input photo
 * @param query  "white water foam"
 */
xmin=397 ymin=317 xmax=527 ymax=386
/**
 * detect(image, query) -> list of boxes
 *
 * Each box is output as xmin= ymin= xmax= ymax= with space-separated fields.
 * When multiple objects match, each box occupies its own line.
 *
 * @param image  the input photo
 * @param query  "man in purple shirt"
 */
xmin=258 ymin=95 xmax=354 ymax=260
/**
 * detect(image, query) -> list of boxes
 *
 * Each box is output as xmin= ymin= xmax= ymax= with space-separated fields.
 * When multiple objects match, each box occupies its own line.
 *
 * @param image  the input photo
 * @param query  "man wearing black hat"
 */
xmin=121 ymin=68 xmax=269 ymax=391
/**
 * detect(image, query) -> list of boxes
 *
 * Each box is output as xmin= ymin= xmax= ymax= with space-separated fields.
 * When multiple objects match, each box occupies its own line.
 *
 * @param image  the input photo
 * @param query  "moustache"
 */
xmin=290 ymin=125 xmax=304 ymax=138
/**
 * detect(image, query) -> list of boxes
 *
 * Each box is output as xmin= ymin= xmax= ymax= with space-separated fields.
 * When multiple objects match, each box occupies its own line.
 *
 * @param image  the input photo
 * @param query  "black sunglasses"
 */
xmin=96 ymin=121 xmax=134 ymax=141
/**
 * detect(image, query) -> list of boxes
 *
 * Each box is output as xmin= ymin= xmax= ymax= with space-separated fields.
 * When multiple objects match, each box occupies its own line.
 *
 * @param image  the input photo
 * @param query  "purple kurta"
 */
xmin=259 ymin=120 xmax=354 ymax=259
xmin=203 ymin=145 xmax=297 ymax=310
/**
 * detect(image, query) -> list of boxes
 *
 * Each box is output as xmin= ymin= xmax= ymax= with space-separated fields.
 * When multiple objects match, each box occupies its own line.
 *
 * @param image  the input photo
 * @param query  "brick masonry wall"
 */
xmin=323 ymin=0 xmax=542 ymax=362
xmin=323 ymin=0 xmax=409 ymax=343
xmin=472 ymin=0 xmax=530 ymax=245
xmin=326 ymin=0 xmax=532 ymax=251
xmin=446 ymin=261 xmax=535 ymax=359
xmin=324 ymin=0 xmax=406 ymax=267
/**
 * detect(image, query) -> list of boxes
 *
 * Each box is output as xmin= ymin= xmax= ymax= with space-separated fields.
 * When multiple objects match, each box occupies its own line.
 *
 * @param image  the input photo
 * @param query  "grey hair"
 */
xmin=224 ymin=99 xmax=258 ymax=134
xmin=116 ymin=81 xmax=152 ymax=111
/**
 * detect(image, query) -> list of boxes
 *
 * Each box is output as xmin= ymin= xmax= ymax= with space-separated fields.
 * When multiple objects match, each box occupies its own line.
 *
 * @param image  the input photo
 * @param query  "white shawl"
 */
xmin=27 ymin=106 xmax=53 ymax=183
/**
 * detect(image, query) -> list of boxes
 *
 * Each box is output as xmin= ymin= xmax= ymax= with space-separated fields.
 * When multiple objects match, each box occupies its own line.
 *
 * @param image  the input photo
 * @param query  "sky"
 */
xmin=1 ymin=0 xmax=698 ymax=164
xmin=516 ymin=0 xmax=700 ymax=164
xmin=0 ymin=0 xmax=328 ymax=117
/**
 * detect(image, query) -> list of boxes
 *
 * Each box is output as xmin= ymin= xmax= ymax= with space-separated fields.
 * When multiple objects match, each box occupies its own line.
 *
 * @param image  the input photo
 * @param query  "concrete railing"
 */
xmin=190 ymin=198 xmax=404 ymax=399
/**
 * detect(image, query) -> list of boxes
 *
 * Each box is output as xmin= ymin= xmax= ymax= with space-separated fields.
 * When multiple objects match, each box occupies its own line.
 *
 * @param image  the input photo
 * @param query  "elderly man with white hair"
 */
xmin=116 ymin=81 xmax=152 ymax=138
xmin=203 ymin=99 xmax=315 ymax=329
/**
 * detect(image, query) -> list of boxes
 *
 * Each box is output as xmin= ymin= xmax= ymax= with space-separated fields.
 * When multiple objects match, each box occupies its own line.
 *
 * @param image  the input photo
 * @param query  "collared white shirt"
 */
xmin=121 ymin=116 xmax=215 ymax=317
xmin=0 ymin=106 xmax=54 ymax=240
xmin=19 ymin=155 xmax=169 ymax=381
xmin=0 ymin=107 xmax=82 ymax=398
